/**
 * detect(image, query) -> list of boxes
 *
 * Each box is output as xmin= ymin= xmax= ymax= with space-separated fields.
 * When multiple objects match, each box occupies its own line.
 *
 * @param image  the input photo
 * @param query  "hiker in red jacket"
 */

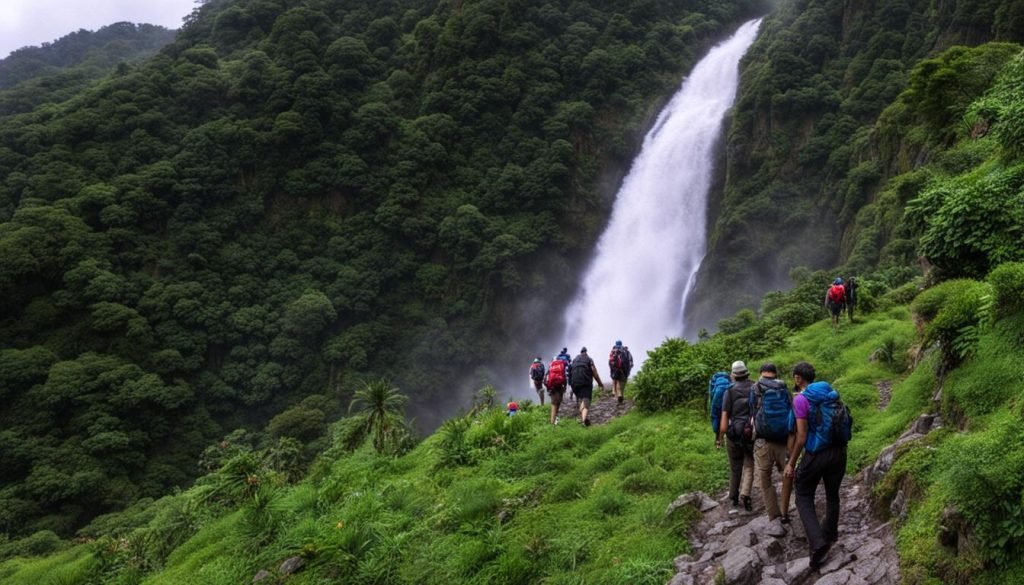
xmin=824 ymin=278 xmax=846 ymax=330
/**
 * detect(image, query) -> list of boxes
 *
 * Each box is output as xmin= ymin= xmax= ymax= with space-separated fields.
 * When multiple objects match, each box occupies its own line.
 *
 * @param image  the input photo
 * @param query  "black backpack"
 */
xmin=570 ymin=357 xmax=592 ymax=386
xmin=530 ymin=362 xmax=545 ymax=382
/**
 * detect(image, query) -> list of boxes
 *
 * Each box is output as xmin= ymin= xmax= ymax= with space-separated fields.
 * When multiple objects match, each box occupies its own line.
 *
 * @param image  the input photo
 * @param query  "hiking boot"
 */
xmin=583 ymin=418 xmax=591 ymax=427
xmin=729 ymin=499 xmax=740 ymax=515
xmin=810 ymin=543 xmax=832 ymax=570
xmin=617 ymin=396 xmax=623 ymax=405
xmin=554 ymin=417 xmax=560 ymax=425
xmin=780 ymin=514 xmax=791 ymax=525
xmin=742 ymin=495 xmax=752 ymax=512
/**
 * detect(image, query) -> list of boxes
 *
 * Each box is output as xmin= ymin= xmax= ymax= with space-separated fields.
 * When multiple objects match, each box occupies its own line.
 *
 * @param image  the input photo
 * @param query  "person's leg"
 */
xmin=781 ymin=434 xmax=795 ymax=520
xmin=740 ymin=444 xmax=755 ymax=508
xmin=549 ymin=391 xmax=562 ymax=424
xmin=726 ymin=439 xmax=743 ymax=504
xmin=795 ymin=453 xmax=827 ymax=554
xmin=613 ymin=379 xmax=623 ymax=399
xmin=536 ymin=383 xmax=545 ymax=405
xmin=755 ymin=441 xmax=780 ymax=519
xmin=822 ymin=447 xmax=847 ymax=543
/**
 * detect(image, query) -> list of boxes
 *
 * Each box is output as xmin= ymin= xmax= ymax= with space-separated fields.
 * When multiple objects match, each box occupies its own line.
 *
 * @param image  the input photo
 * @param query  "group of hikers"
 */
xmin=711 ymin=359 xmax=853 ymax=570
xmin=526 ymin=342 xmax=634 ymax=426
xmin=825 ymin=276 xmax=858 ymax=329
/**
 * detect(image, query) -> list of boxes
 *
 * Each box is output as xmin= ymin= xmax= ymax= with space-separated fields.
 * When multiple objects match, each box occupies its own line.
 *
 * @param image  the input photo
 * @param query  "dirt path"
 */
xmin=666 ymin=467 xmax=900 ymax=585
xmin=554 ymin=390 xmax=634 ymax=425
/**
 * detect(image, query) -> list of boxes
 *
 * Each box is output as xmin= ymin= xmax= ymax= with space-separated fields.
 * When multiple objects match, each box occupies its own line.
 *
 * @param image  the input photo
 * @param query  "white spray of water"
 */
xmin=559 ymin=19 xmax=762 ymax=367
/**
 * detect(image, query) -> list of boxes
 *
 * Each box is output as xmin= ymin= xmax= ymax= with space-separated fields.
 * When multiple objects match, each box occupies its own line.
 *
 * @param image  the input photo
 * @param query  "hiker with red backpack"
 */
xmin=556 ymin=347 xmax=573 ymax=402
xmin=529 ymin=357 xmax=546 ymax=405
xmin=784 ymin=361 xmax=853 ymax=569
xmin=608 ymin=340 xmax=632 ymax=405
xmin=545 ymin=355 xmax=569 ymax=425
xmin=824 ymin=278 xmax=846 ymax=330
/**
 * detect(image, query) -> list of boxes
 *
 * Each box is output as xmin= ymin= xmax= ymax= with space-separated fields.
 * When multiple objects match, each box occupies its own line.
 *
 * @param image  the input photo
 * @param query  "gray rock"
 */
xmin=889 ymin=490 xmax=907 ymax=520
xmin=764 ymin=517 xmax=787 ymax=537
xmin=720 ymin=546 xmax=761 ymax=585
xmin=785 ymin=557 xmax=813 ymax=584
xmin=722 ymin=524 xmax=758 ymax=550
xmin=279 ymin=556 xmax=306 ymax=576
xmin=760 ymin=578 xmax=788 ymax=585
xmin=850 ymin=556 xmax=883 ymax=580
xmin=666 ymin=491 xmax=719 ymax=516
xmin=820 ymin=550 xmax=854 ymax=574
xmin=253 ymin=569 xmax=271 ymax=583
xmin=673 ymin=554 xmax=692 ymax=573
xmin=667 ymin=573 xmax=694 ymax=585
xmin=754 ymin=538 xmax=786 ymax=564
xmin=852 ymin=538 xmax=884 ymax=560
xmin=814 ymin=569 xmax=852 ymax=585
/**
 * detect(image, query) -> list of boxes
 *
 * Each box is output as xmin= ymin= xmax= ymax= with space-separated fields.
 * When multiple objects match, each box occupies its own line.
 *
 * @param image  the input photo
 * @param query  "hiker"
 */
xmin=608 ymin=340 xmax=630 ymax=405
xmin=824 ymin=278 xmax=846 ymax=329
xmin=751 ymin=363 xmax=794 ymax=529
xmin=506 ymin=400 xmax=519 ymax=417
xmin=529 ymin=357 xmax=546 ymax=405
xmin=844 ymin=277 xmax=858 ymax=323
xmin=570 ymin=347 xmax=604 ymax=426
xmin=784 ymin=361 xmax=852 ymax=569
xmin=545 ymin=355 xmax=569 ymax=425
xmin=716 ymin=360 xmax=755 ymax=513
xmin=556 ymin=347 xmax=573 ymax=401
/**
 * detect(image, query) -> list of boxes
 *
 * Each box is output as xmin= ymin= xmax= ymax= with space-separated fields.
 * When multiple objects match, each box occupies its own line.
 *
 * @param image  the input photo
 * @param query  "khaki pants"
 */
xmin=754 ymin=438 xmax=789 ymax=519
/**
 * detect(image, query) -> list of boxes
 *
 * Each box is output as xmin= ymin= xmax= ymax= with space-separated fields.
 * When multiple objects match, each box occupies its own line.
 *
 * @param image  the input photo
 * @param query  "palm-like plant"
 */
xmin=343 ymin=379 xmax=411 ymax=454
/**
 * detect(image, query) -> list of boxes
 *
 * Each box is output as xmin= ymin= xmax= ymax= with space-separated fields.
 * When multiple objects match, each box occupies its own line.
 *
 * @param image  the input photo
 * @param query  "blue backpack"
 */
xmin=750 ymin=379 xmax=793 ymax=443
xmin=708 ymin=372 xmax=732 ymax=434
xmin=802 ymin=381 xmax=853 ymax=453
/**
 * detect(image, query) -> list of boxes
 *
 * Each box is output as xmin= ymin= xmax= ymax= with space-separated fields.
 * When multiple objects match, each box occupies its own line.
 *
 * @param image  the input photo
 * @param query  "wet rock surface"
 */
xmin=555 ymin=391 xmax=634 ymax=425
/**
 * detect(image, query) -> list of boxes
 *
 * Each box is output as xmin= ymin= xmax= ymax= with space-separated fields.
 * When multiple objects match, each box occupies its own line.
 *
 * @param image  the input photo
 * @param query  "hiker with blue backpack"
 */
xmin=750 ymin=363 xmax=795 ymax=531
xmin=715 ymin=361 xmax=756 ymax=513
xmin=556 ymin=347 xmax=573 ymax=401
xmin=784 ymin=361 xmax=853 ymax=569
xmin=529 ymin=357 xmax=546 ymax=406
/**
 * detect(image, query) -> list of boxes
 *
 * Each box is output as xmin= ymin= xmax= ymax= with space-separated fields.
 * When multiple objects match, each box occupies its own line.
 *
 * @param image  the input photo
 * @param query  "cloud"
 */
xmin=0 ymin=0 xmax=196 ymax=58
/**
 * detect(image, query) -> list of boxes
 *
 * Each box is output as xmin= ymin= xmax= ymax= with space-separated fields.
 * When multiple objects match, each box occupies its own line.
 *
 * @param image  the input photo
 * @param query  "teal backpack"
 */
xmin=802 ymin=381 xmax=853 ymax=453
xmin=708 ymin=372 xmax=732 ymax=434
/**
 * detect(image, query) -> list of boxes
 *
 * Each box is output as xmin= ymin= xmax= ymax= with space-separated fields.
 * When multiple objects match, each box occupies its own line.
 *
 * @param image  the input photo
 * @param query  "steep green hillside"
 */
xmin=0 ymin=23 xmax=176 ymax=115
xmin=685 ymin=0 xmax=1024 ymax=332
xmin=0 ymin=0 xmax=764 ymax=536
xmin=6 ymin=260 xmax=1023 ymax=584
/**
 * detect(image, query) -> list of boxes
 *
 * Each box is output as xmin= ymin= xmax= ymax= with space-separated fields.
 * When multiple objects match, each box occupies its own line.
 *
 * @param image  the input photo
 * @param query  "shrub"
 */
xmin=717 ymin=309 xmax=756 ymax=334
xmin=987 ymin=262 xmax=1024 ymax=319
xmin=911 ymin=279 xmax=993 ymax=365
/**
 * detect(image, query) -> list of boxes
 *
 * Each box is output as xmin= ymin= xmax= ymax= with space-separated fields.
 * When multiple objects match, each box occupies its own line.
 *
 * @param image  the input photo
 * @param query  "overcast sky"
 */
xmin=0 ymin=0 xmax=197 ymax=58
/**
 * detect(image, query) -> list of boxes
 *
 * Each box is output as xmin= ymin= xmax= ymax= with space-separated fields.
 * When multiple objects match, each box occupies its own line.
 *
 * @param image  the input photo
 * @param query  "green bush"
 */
xmin=717 ymin=309 xmax=756 ymax=334
xmin=987 ymin=262 xmax=1024 ymax=319
xmin=912 ymin=279 xmax=993 ymax=364
xmin=0 ymin=530 xmax=64 ymax=561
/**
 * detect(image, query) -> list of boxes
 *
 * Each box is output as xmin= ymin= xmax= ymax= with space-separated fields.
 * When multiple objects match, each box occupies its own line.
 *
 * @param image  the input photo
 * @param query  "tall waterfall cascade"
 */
xmin=559 ymin=19 xmax=762 ymax=368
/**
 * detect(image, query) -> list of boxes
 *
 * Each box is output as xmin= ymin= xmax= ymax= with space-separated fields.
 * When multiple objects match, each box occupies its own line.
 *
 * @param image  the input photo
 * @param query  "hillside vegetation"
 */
xmin=0 ymin=0 xmax=764 ymax=538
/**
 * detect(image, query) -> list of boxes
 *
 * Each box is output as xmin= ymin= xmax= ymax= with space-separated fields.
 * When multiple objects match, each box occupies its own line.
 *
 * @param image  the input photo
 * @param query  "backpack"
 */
xmin=827 ymin=284 xmax=846 ymax=306
xmin=802 ymin=381 xmax=853 ymax=453
xmin=570 ymin=356 xmax=592 ymax=386
xmin=546 ymin=359 xmax=566 ymax=390
xmin=609 ymin=347 xmax=626 ymax=374
xmin=750 ymin=379 xmax=793 ymax=443
xmin=530 ymin=362 xmax=545 ymax=382
xmin=708 ymin=372 xmax=732 ymax=434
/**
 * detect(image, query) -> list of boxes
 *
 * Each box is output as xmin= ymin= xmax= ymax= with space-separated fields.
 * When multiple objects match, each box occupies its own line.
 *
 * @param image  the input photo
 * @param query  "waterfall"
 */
xmin=558 ymin=19 xmax=762 ymax=368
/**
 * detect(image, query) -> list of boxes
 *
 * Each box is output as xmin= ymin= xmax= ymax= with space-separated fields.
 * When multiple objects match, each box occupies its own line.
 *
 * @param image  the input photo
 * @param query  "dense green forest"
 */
xmin=0 ymin=0 xmax=763 ymax=538
xmin=3 ymin=0 xmax=1024 ymax=582
xmin=685 ymin=0 xmax=1024 ymax=332
xmin=0 ymin=23 xmax=176 ymax=115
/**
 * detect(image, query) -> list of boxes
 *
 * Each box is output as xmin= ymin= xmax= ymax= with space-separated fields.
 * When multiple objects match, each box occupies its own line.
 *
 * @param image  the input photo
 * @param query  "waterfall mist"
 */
xmin=558 ymin=18 xmax=762 ymax=368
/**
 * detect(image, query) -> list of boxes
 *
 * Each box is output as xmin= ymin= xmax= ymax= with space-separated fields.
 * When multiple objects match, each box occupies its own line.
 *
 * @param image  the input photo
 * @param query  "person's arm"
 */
xmin=785 ymin=417 xmax=808 ymax=477
xmin=717 ymin=410 xmax=729 ymax=449
xmin=591 ymin=363 xmax=604 ymax=388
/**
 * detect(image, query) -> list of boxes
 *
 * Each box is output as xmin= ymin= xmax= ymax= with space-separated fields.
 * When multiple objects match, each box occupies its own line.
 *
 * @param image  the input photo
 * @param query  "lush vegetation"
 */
xmin=0 ymin=23 xmax=176 ymax=115
xmin=685 ymin=0 xmax=1024 ymax=333
xmin=0 ymin=0 xmax=765 ymax=537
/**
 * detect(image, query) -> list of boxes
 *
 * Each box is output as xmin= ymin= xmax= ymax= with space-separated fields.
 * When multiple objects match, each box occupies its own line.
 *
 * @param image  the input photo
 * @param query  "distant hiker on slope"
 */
xmin=716 ymin=360 xmax=755 ymax=514
xmin=556 ymin=347 xmax=573 ymax=401
xmin=570 ymin=347 xmax=604 ymax=427
xmin=529 ymin=357 xmax=546 ymax=405
xmin=545 ymin=355 xmax=569 ymax=425
xmin=785 ymin=361 xmax=853 ymax=569
xmin=844 ymin=277 xmax=858 ymax=323
xmin=751 ymin=363 xmax=794 ymax=531
xmin=825 ymin=278 xmax=846 ymax=330
xmin=608 ymin=340 xmax=632 ymax=405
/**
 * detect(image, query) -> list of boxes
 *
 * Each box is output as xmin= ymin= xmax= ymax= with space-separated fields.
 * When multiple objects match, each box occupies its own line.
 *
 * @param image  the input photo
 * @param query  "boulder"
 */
xmin=753 ymin=538 xmax=786 ymax=564
xmin=720 ymin=546 xmax=761 ymax=585
xmin=785 ymin=557 xmax=813 ymax=585
xmin=665 ymin=491 xmax=719 ymax=516
xmin=253 ymin=569 xmax=272 ymax=583
xmin=667 ymin=573 xmax=695 ymax=585
xmin=279 ymin=556 xmax=306 ymax=576
xmin=722 ymin=524 xmax=758 ymax=550
xmin=814 ymin=569 xmax=852 ymax=585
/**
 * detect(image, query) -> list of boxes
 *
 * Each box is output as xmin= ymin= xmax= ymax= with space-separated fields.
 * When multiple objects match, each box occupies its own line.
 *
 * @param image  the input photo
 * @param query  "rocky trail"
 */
xmin=665 ymin=469 xmax=899 ymax=585
xmin=552 ymin=390 xmax=635 ymax=425
xmin=665 ymin=410 xmax=946 ymax=585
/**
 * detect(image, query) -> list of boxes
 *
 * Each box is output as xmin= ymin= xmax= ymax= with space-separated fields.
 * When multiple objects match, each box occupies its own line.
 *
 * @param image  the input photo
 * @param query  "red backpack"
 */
xmin=609 ymin=347 xmax=626 ymax=373
xmin=546 ymin=359 xmax=567 ymax=390
xmin=828 ymin=284 xmax=846 ymax=305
